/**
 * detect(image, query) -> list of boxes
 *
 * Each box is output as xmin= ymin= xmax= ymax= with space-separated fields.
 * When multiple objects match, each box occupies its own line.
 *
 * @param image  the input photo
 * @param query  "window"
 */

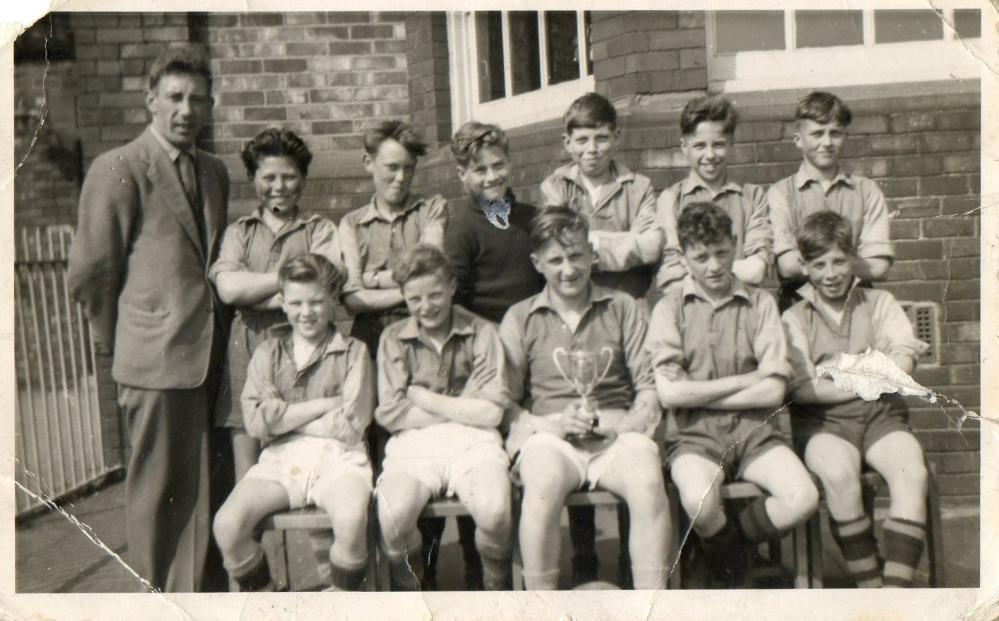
xmin=448 ymin=11 xmax=594 ymax=128
xmin=708 ymin=9 xmax=981 ymax=92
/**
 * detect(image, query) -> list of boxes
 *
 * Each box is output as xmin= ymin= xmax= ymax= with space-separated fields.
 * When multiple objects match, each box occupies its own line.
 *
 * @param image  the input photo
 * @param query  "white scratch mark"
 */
xmin=4 ymin=15 xmax=51 ymax=193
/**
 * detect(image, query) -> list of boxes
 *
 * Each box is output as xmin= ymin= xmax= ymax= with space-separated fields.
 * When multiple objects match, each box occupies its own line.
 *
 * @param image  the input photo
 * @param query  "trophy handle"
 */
xmin=595 ymin=346 xmax=615 ymax=386
xmin=552 ymin=347 xmax=572 ymax=385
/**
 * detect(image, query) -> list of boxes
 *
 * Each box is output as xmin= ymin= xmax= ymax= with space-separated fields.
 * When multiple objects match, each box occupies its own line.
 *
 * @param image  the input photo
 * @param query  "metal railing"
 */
xmin=14 ymin=226 xmax=120 ymax=515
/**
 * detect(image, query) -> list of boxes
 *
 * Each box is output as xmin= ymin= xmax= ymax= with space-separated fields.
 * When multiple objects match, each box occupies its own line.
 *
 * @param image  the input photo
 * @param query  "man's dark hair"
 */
xmin=796 ymin=91 xmax=853 ymax=127
xmin=679 ymin=95 xmax=738 ymax=136
xmin=279 ymin=253 xmax=344 ymax=296
xmin=677 ymin=202 xmax=734 ymax=250
xmin=241 ymin=128 xmax=314 ymax=179
xmin=797 ymin=211 xmax=856 ymax=262
xmin=529 ymin=205 xmax=590 ymax=252
xmin=563 ymin=92 xmax=617 ymax=133
xmin=363 ymin=120 xmax=428 ymax=158
xmin=451 ymin=121 xmax=508 ymax=168
xmin=148 ymin=44 xmax=213 ymax=94
xmin=390 ymin=243 xmax=455 ymax=287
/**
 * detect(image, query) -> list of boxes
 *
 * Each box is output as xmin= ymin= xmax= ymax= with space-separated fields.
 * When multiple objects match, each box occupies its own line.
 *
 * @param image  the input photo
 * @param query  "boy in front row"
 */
xmin=375 ymin=244 xmax=513 ymax=591
xmin=213 ymin=254 xmax=374 ymax=592
xmin=500 ymin=206 xmax=670 ymax=590
xmin=768 ymin=91 xmax=894 ymax=310
xmin=784 ymin=212 xmax=929 ymax=588
xmin=647 ymin=202 xmax=818 ymax=587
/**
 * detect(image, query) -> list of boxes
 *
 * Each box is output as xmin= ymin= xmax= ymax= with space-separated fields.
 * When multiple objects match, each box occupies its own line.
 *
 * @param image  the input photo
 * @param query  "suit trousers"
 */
xmin=119 ymin=331 xmax=225 ymax=592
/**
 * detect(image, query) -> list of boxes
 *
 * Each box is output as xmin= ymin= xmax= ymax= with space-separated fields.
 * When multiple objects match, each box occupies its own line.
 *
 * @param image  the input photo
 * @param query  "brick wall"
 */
xmin=14 ymin=61 xmax=82 ymax=231
xmin=590 ymin=11 xmax=707 ymax=101
xmin=404 ymin=13 xmax=451 ymax=148
xmin=193 ymin=11 xmax=409 ymax=220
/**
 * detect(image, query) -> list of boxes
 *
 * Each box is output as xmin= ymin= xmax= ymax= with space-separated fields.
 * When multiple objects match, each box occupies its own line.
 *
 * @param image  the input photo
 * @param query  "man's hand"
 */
xmin=559 ymin=400 xmax=596 ymax=437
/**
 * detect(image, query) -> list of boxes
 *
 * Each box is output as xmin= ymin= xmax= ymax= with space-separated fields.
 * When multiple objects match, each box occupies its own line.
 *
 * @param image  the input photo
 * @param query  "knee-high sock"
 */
xmin=475 ymin=528 xmax=512 ymax=591
xmin=831 ymin=514 xmax=882 ymax=588
xmin=328 ymin=546 xmax=368 ymax=592
xmin=736 ymin=497 xmax=784 ymax=544
xmin=308 ymin=531 xmax=333 ymax=583
xmin=226 ymin=546 xmax=273 ymax=592
xmin=882 ymin=517 xmax=926 ymax=588
xmin=386 ymin=530 xmax=424 ymax=591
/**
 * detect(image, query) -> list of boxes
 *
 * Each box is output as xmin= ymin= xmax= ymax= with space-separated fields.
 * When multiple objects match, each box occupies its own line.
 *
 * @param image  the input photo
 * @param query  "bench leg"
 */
xmin=926 ymin=464 xmax=945 ymax=588
xmin=272 ymin=529 xmax=289 ymax=591
xmin=807 ymin=511 xmax=824 ymax=588
xmin=666 ymin=484 xmax=682 ymax=589
xmin=793 ymin=522 xmax=809 ymax=589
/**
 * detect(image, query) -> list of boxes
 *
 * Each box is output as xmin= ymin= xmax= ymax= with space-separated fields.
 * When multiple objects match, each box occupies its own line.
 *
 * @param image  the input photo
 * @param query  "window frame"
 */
xmin=447 ymin=10 xmax=596 ymax=129
xmin=706 ymin=8 xmax=982 ymax=93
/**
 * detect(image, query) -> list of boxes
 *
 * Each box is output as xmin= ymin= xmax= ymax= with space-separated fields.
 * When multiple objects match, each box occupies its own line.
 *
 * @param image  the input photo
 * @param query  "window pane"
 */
xmin=509 ymin=12 xmax=542 ymax=95
xmin=475 ymin=12 xmax=506 ymax=103
xmin=714 ymin=11 xmax=785 ymax=53
xmin=954 ymin=9 xmax=981 ymax=39
xmin=545 ymin=11 xmax=581 ymax=86
xmin=874 ymin=10 xmax=943 ymax=44
xmin=795 ymin=11 xmax=863 ymax=48
xmin=584 ymin=12 xmax=593 ymax=75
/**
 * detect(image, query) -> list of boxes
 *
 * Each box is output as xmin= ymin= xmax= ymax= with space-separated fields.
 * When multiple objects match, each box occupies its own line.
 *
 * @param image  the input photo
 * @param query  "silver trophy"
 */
xmin=552 ymin=346 xmax=615 ymax=451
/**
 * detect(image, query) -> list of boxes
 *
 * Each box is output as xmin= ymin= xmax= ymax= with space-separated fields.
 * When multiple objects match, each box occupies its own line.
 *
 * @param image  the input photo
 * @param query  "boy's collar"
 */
xmin=680 ymin=274 xmax=750 ymax=305
xmin=239 ymin=206 xmax=318 ymax=228
xmin=357 ymin=194 xmax=424 ymax=224
xmin=269 ymin=322 xmax=349 ymax=356
xmin=557 ymin=160 xmax=634 ymax=186
xmin=795 ymin=163 xmax=853 ymax=190
xmin=397 ymin=306 xmax=475 ymax=342
xmin=681 ymin=171 xmax=742 ymax=197
xmin=528 ymin=283 xmax=614 ymax=315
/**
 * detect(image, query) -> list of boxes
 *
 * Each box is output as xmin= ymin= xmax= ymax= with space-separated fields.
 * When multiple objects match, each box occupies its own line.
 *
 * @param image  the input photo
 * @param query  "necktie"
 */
xmin=178 ymin=151 xmax=206 ymax=249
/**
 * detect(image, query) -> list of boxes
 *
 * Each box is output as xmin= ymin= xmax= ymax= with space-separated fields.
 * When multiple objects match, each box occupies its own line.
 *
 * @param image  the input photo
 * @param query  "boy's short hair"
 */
xmin=279 ymin=253 xmax=344 ymax=296
xmin=679 ymin=95 xmax=738 ymax=136
xmin=529 ymin=205 xmax=590 ymax=252
xmin=363 ymin=119 xmax=428 ymax=158
xmin=796 ymin=91 xmax=853 ymax=127
xmin=797 ymin=211 xmax=856 ymax=262
xmin=677 ymin=202 xmax=735 ymax=250
xmin=390 ymin=243 xmax=455 ymax=287
xmin=451 ymin=121 xmax=508 ymax=167
xmin=241 ymin=128 xmax=313 ymax=179
xmin=148 ymin=44 xmax=213 ymax=94
xmin=563 ymin=92 xmax=617 ymax=133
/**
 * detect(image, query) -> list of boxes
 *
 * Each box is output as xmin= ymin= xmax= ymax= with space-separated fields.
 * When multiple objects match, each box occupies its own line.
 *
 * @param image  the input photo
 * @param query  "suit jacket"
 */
xmin=68 ymin=127 xmax=230 ymax=390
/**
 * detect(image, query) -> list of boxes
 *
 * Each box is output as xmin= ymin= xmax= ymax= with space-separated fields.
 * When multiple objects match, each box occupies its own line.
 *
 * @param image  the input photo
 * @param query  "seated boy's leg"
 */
xmin=518 ymin=436 xmax=586 ymax=590
xmin=212 ymin=478 xmax=290 ymax=591
xmin=592 ymin=433 xmax=670 ymax=589
xmin=865 ymin=430 xmax=929 ymax=587
xmin=377 ymin=472 xmax=435 ymax=591
xmin=454 ymin=458 xmax=513 ymax=591
xmin=671 ymin=452 xmax=747 ymax=587
xmin=804 ymin=432 xmax=881 ymax=587
xmin=739 ymin=444 xmax=820 ymax=539
xmin=310 ymin=468 xmax=373 ymax=591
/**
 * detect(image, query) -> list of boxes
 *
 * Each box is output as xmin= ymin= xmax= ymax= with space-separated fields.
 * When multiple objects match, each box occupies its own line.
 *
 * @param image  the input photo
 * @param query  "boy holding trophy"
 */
xmin=498 ymin=206 xmax=670 ymax=590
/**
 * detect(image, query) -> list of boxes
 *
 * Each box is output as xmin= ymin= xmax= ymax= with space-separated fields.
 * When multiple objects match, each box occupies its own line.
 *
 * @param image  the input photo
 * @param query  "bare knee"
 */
xmin=677 ymin=483 xmax=722 ymax=528
xmin=775 ymin=478 xmax=820 ymax=524
xmin=886 ymin=460 xmax=928 ymax=499
xmin=213 ymin=502 xmax=254 ymax=553
xmin=812 ymin=460 xmax=861 ymax=499
xmin=467 ymin=490 xmax=512 ymax=535
xmin=621 ymin=468 xmax=668 ymax=518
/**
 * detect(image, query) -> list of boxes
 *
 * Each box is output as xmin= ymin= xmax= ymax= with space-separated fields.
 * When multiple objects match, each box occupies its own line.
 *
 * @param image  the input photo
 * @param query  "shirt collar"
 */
xmin=556 ymin=160 xmax=635 ymax=188
xmin=357 ymin=194 xmax=425 ymax=225
xmin=270 ymin=323 xmax=350 ymax=360
xmin=796 ymin=277 xmax=864 ymax=310
xmin=680 ymin=172 xmax=743 ymax=198
xmin=528 ymin=283 xmax=615 ymax=316
xmin=680 ymin=274 xmax=751 ymax=305
xmin=237 ymin=206 xmax=320 ymax=229
xmin=149 ymin=125 xmax=197 ymax=163
xmin=397 ymin=305 xmax=477 ymax=342
xmin=794 ymin=163 xmax=854 ymax=190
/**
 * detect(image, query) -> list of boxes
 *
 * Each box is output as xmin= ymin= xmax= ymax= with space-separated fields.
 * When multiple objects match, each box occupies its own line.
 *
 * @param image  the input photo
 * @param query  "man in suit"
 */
xmin=67 ymin=45 xmax=229 ymax=592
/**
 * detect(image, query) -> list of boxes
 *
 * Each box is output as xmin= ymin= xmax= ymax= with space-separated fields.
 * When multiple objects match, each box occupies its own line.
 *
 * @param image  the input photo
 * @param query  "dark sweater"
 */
xmin=444 ymin=195 xmax=545 ymax=324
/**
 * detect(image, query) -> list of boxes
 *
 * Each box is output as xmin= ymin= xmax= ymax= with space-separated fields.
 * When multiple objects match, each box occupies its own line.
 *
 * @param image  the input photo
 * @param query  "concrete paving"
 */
xmin=16 ymin=479 xmax=980 ymax=592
